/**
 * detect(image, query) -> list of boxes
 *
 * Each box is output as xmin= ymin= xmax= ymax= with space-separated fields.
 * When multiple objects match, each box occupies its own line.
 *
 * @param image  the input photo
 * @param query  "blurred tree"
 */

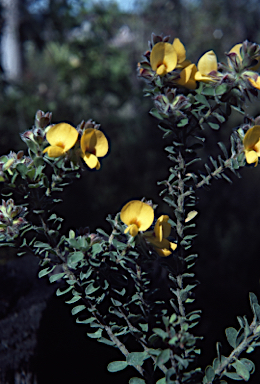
xmin=1 ymin=0 xmax=22 ymax=81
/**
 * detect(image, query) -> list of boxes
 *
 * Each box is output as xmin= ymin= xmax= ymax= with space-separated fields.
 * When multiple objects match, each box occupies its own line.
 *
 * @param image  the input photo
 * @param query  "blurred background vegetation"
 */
xmin=1 ymin=0 xmax=260 ymax=382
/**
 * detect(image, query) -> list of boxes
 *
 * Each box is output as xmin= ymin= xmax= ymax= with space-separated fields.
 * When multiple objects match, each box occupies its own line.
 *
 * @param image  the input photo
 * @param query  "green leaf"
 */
xmin=195 ymin=94 xmax=210 ymax=108
xmin=91 ymin=242 xmax=103 ymax=256
xmin=208 ymin=122 xmax=220 ymax=130
xmin=126 ymin=352 xmax=148 ymax=367
xmin=156 ymin=378 xmax=166 ymax=384
xmin=233 ymin=360 xmax=250 ymax=381
xmin=153 ymin=328 xmax=168 ymax=340
xmin=76 ymin=317 xmax=96 ymax=324
xmin=177 ymin=118 xmax=189 ymax=127
xmin=150 ymin=108 xmax=164 ymax=120
xmin=85 ymin=283 xmax=100 ymax=295
xmin=225 ymin=327 xmax=238 ymax=348
xmin=201 ymin=86 xmax=215 ymax=96
xmin=240 ymin=358 xmax=255 ymax=374
xmin=253 ymin=303 xmax=260 ymax=322
xmin=34 ymin=241 xmax=52 ymax=249
xmin=87 ymin=329 xmax=103 ymax=338
xmin=56 ymin=285 xmax=73 ymax=296
xmin=215 ymin=84 xmax=230 ymax=95
xmin=218 ymin=142 xmax=229 ymax=159
xmin=205 ymin=366 xmax=215 ymax=382
xmin=67 ymin=251 xmax=84 ymax=266
xmin=97 ymin=337 xmax=115 ymax=346
xmin=224 ymin=371 xmax=243 ymax=380
xmin=111 ymin=298 xmax=122 ymax=306
xmin=156 ymin=349 xmax=170 ymax=366
xmin=107 ymin=361 xmax=128 ymax=372
xmin=65 ymin=295 xmax=81 ymax=304
xmin=38 ymin=266 xmax=55 ymax=278
xmin=129 ymin=378 xmax=146 ymax=384
xmin=16 ymin=163 xmax=28 ymax=177
xmin=71 ymin=305 xmax=86 ymax=315
xmin=49 ymin=272 xmax=65 ymax=283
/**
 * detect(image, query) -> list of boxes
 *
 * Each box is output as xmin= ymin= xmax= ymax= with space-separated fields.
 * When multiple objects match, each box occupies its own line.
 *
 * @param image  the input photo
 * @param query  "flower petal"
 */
xmin=197 ymin=50 xmax=217 ymax=75
xmin=176 ymin=63 xmax=197 ymax=89
xmin=229 ymin=43 xmax=242 ymax=61
xmin=156 ymin=248 xmax=172 ymax=257
xmin=243 ymin=125 xmax=260 ymax=149
xmin=43 ymin=145 xmax=65 ymax=157
xmin=80 ymin=129 xmax=96 ymax=153
xmin=154 ymin=215 xmax=171 ymax=240
xmin=93 ymin=130 xmax=109 ymax=157
xmin=81 ymin=129 xmax=108 ymax=157
xmin=172 ymin=38 xmax=186 ymax=64
xmin=120 ymin=200 xmax=154 ymax=231
xmin=245 ymin=150 xmax=259 ymax=165
xmin=248 ymin=76 xmax=260 ymax=90
xmin=82 ymin=153 xmax=99 ymax=169
xmin=170 ymin=242 xmax=177 ymax=251
xmin=150 ymin=42 xmax=177 ymax=75
xmin=46 ymin=123 xmax=78 ymax=151
xmin=124 ymin=223 xmax=139 ymax=237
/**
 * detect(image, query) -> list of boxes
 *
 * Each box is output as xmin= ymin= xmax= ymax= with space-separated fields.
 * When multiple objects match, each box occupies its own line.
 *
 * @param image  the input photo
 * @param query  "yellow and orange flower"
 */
xmin=80 ymin=128 xmax=108 ymax=170
xmin=176 ymin=63 xmax=198 ymax=90
xmin=120 ymin=200 xmax=154 ymax=237
xmin=43 ymin=123 xmax=78 ymax=157
xmin=144 ymin=215 xmax=177 ymax=257
xmin=243 ymin=125 xmax=260 ymax=166
xmin=194 ymin=50 xmax=218 ymax=82
xmin=150 ymin=38 xmax=188 ymax=76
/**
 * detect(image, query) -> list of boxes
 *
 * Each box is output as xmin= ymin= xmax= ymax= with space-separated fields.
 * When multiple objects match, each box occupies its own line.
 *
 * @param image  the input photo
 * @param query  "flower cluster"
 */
xmin=139 ymin=35 xmax=260 ymax=93
xmin=120 ymin=200 xmax=177 ymax=257
xmin=42 ymin=122 xmax=109 ymax=170
xmin=0 ymin=199 xmax=27 ymax=240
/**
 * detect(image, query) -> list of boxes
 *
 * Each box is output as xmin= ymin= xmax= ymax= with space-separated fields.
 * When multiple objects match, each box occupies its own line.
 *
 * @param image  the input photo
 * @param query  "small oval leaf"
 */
xmin=107 ymin=361 xmax=128 ymax=372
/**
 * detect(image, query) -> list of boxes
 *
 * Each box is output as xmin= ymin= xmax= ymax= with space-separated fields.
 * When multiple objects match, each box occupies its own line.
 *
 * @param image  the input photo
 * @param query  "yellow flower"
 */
xmin=229 ymin=43 xmax=260 ymax=90
xmin=229 ymin=43 xmax=243 ymax=61
xmin=150 ymin=39 xmax=189 ymax=77
xmin=248 ymin=75 xmax=260 ymax=90
xmin=144 ymin=215 xmax=177 ymax=257
xmin=120 ymin=200 xmax=154 ymax=237
xmin=176 ymin=63 xmax=198 ymax=90
xmin=229 ymin=43 xmax=260 ymax=71
xmin=80 ymin=128 xmax=108 ymax=170
xmin=194 ymin=50 xmax=218 ymax=82
xmin=43 ymin=123 xmax=78 ymax=157
xmin=172 ymin=38 xmax=190 ymax=69
xmin=243 ymin=125 xmax=260 ymax=166
xmin=150 ymin=42 xmax=177 ymax=76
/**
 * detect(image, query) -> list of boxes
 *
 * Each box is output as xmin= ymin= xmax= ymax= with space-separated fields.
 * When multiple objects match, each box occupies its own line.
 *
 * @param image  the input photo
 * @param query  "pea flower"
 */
xmin=120 ymin=200 xmax=154 ymax=237
xmin=172 ymin=38 xmax=190 ymax=69
xmin=229 ymin=43 xmax=260 ymax=71
xmin=194 ymin=50 xmax=218 ymax=82
xmin=176 ymin=63 xmax=198 ymax=90
xmin=150 ymin=39 xmax=189 ymax=77
xmin=150 ymin=42 xmax=177 ymax=76
xmin=228 ymin=43 xmax=260 ymax=90
xmin=43 ymin=123 xmax=78 ymax=157
xmin=80 ymin=128 xmax=108 ymax=170
xmin=243 ymin=125 xmax=260 ymax=166
xmin=144 ymin=215 xmax=177 ymax=257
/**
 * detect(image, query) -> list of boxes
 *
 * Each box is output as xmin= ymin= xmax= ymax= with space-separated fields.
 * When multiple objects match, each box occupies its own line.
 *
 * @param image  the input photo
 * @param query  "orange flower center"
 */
xmin=56 ymin=142 xmax=65 ymax=149
xmin=130 ymin=218 xmax=141 ymax=228
xmin=85 ymin=147 xmax=96 ymax=155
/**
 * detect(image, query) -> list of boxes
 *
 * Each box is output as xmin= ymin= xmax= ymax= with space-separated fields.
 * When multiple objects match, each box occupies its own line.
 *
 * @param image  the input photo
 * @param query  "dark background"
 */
xmin=1 ymin=0 xmax=260 ymax=382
